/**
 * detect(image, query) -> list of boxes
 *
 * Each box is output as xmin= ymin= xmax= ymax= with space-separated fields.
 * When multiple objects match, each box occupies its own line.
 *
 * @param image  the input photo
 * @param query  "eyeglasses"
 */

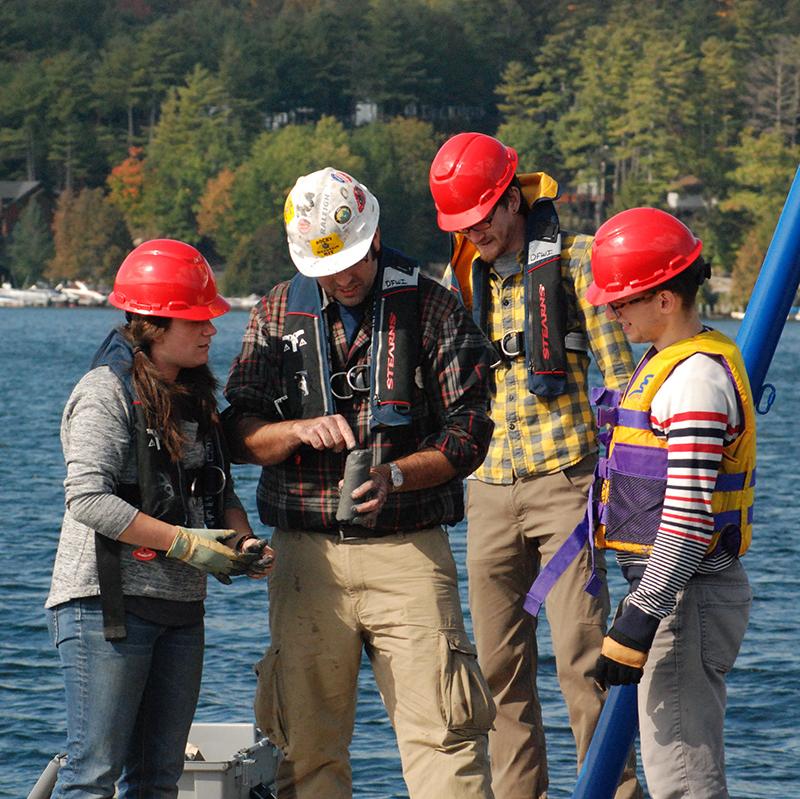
xmin=457 ymin=203 xmax=499 ymax=235
xmin=607 ymin=291 xmax=657 ymax=319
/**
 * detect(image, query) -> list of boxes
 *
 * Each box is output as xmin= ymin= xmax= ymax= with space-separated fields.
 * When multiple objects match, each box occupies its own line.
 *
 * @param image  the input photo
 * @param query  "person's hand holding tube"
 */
xmin=166 ymin=527 xmax=260 ymax=584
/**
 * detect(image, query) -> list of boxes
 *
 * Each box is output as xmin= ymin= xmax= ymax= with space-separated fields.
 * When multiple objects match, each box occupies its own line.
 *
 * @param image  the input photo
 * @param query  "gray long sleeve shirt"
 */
xmin=46 ymin=366 xmax=243 ymax=608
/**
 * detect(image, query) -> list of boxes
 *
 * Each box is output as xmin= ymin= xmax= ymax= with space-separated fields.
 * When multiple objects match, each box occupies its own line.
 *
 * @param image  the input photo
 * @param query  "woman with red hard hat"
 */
xmin=587 ymin=209 xmax=754 ymax=797
xmin=45 ymin=239 xmax=274 ymax=798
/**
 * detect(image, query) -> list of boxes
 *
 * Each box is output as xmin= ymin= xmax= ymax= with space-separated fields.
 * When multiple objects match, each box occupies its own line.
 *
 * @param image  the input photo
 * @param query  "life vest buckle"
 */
xmin=330 ymin=364 xmax=371 ymax=400
xmin=497 ymin=330 xmax=525 ymax=359
xmin=188 ymin=465 xmax=227 ymax=498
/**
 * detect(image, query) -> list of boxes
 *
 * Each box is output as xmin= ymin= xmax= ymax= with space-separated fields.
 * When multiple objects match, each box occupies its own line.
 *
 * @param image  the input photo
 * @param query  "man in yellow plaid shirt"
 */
xmin=430 ymin=133 xmax=641 ymax=799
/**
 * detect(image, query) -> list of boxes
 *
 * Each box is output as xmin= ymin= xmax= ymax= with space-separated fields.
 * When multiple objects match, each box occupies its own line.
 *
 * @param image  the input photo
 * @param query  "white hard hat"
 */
xmin=284 ymin=167 xmax=380 ymax=277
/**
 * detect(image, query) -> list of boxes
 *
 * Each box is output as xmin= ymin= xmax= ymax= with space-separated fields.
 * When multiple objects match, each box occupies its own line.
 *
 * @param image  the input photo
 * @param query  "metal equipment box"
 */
xmin=177 ymin=722 xmax=280 ymax=799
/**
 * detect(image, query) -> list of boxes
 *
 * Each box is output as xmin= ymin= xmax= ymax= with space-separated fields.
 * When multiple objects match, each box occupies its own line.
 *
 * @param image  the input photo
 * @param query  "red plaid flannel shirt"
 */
xmin=223 ymin=270 xmax=495 ymax=534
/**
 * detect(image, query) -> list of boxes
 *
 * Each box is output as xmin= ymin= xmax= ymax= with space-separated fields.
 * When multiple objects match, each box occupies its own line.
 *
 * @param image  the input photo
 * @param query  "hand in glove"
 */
xmin=166 ymin=527 xmax=259 ymax=584
xmin=594 ymin=627 xmax=649 ymax=690
xmin=232 ymin=534 xmax=275 ymax=578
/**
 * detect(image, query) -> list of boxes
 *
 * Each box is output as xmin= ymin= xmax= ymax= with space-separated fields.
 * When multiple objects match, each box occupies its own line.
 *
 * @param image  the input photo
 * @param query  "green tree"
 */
xmin=140 ymin=65 xmax=246 ymax=242
xmin=611 ymin=33 xmax=698 ymax=209
xmin=357 ymin=0 xmax=429 ymax=116
xmin=221 ymin=219 xmax=292 ymax=297
xmin=42 ymin=50 xmax=101 ymax=190
xmin=351 ymin=117 xmax=442 ymax=264
xmin=5 ymin=201 xmax=54 ymax=286
xmin=0 ymin=56 xmax=49 ymax=181
xmin=48 ymin=187 xmax=132 ymax=286
xmin=494 ymin=2 xmax=605 ymax=179
xmin=92 ymin=34 xmax=151 ymax=158
xmin=555 ymin=20 xmax=637 ymax=227
xmin=495 ymin=58 xmax=567 ymax=176
xmin=204 ymin=117 xmax=363 ymax=263
xmin=723 ymin=128 xmax=800 ymax=306
xmin=695 ymin=36 xmax=743 ymax=190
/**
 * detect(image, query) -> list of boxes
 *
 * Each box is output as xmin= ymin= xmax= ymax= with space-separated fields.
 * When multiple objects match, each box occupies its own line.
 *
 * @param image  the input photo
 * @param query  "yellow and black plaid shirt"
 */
xmin=475 ymin=232 xmax=635 ymax=484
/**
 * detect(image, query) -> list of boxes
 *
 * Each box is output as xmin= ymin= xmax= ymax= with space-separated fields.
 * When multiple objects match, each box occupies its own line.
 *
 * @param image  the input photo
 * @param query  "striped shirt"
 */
xmin=223 ymin=270 xmax=496 ymax=534
xmin=475 ymin=232 xmax=635 ymax=483
xmin=617 ymin=352 xmax=741 ymax=643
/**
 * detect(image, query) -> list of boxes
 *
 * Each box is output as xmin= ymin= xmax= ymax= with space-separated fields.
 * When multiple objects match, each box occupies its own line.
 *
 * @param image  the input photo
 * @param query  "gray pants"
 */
xmin=638 ymin=559 xmax=752 ymax=799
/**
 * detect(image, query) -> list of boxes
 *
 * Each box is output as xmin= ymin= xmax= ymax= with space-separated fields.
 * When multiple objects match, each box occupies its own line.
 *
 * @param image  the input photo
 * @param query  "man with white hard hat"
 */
xmin=224 ymin=167 xmax=497 ymax=799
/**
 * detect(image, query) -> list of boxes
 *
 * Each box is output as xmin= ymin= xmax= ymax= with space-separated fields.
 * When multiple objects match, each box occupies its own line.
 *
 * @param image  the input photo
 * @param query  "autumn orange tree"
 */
xmin=47 ymin=188 xmax=131 ymax=286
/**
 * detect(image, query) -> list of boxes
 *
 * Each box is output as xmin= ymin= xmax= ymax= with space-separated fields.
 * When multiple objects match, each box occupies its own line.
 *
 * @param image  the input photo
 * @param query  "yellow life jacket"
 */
xmin=594 ymin=329 xmax=756 ymax=557
xmin=443 ymin=171 xmax=560 ymax=308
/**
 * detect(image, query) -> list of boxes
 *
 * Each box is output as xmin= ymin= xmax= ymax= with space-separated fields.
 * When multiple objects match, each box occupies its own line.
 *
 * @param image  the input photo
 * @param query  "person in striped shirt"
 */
xmin=587 ymin=208 xmax=755 ymax=798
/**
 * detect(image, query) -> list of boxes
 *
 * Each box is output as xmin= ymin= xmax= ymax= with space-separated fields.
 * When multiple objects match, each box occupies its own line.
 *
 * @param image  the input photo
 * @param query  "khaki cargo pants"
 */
xmin=255 ymin=526 xmax=495 ymax=799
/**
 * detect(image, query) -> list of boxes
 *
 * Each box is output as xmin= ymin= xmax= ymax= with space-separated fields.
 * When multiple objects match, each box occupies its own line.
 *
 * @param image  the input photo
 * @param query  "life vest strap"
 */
xmin=715 ymin=468 xmax=756 ymax=491
xmin=95 ymin=533 xmax=127 ymax=641
xmin=591 ymin=386 xmax=621 ymax=407
xmin=524 ymin=480 xmax=602 ymax=617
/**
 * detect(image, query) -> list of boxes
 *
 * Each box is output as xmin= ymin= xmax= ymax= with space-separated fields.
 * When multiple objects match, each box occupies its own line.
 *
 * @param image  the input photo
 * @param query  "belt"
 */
xmin=337 ymin=523 xmax=396 ymax=541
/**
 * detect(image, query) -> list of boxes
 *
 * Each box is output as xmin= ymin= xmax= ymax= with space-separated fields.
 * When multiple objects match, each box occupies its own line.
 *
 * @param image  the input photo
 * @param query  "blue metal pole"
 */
xmin=570 ymin=164 xmax=800 ymax=799
xmin=736 ymin=165 xmax=800 ymax=404
xmin=571 ymin=685 xmax=638 ymax=799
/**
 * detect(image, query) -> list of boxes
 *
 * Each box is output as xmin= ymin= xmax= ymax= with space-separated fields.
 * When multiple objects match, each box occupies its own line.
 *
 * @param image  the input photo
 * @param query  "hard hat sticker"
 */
xmin=334 ymin=206 xmax=352 ymax=224
xmin=353 ymin=186 xmax=366 ymax=212
xmin=331 ymin=171 xmax=353 ymax=184
xmin=310 ymin=233 xmax=344 ymax=257
xmin=284 ymin=195 xmax=295 ymax=224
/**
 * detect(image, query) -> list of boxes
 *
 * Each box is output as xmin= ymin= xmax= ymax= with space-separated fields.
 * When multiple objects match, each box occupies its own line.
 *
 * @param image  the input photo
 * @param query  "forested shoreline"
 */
xmin=2 ymin=0 xmax=799 ymax=306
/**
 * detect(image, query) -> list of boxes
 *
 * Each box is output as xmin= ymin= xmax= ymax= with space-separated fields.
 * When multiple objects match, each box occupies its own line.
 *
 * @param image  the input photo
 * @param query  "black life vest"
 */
xmin=278 ymin=247 xmax=420 ymax=429
xmin=447 ymin=172 xmax=587 ymax=398
xmin=89 ymin=329 xmax=229 ymax=639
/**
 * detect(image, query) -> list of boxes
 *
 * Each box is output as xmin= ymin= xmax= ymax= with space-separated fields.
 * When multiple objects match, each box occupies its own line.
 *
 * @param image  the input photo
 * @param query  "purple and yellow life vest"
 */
xmin=593 ymin=329 xmax=756 ymax=557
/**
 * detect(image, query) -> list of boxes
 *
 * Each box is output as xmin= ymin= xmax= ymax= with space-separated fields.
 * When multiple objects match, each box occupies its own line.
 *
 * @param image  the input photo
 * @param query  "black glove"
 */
xmin=218 ymin=532 xmax=274 ymax=576
xmin=594 ymin=627 xmax=648 ymax=690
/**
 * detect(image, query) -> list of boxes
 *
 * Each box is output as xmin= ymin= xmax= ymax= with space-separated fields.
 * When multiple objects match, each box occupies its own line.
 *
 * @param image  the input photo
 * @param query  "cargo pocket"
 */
xmin=253 ymin=647 xmax=289 ymax=752
xmin=438 ymin=629 xmax=495 ymax=735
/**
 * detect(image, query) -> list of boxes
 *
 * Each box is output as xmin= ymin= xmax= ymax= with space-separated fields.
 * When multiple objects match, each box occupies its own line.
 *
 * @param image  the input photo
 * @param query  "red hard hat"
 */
xmin=429 ymin=132 xmax=519 ymax=232
xmin=586 ymin=207 xmax=703 ymax=305
xmin=108 ymin=239 xmax=230 ymax=320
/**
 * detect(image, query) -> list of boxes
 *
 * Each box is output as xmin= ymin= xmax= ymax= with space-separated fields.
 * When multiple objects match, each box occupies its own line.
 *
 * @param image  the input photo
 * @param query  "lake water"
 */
xmin=0 ymin=307 xmax=798 ymax=798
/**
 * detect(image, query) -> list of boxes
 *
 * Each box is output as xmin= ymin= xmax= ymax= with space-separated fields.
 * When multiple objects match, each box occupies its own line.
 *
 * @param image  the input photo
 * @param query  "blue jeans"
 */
xmin=48 ymin=597 xmax=204 ymax=799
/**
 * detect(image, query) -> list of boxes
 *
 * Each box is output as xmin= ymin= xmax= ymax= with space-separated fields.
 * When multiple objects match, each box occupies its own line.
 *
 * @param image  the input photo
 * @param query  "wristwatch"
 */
xmin=388 ymin=461 xmax=404 ymax=491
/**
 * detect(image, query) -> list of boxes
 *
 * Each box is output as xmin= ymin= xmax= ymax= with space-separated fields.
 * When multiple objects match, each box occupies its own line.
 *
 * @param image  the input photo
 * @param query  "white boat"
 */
xmin=226 ymin=293 xmax=260 ymax=311
xmin=54 ymin=281 xmax=107 ymax=306
xmin=0 ymin=282 xmax=68 ymax=307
